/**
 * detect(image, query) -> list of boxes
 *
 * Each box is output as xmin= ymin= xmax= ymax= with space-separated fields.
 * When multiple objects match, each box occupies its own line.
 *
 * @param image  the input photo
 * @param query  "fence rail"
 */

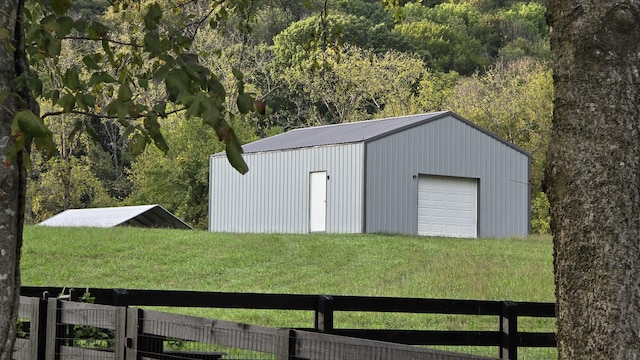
xmin=18 ymin=286 xmax=556 ymax=359
xmin=16 ymin=296 xmax=492 ymax=360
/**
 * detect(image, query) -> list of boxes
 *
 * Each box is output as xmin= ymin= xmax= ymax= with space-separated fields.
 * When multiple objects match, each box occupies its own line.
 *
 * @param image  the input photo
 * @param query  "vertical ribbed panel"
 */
xmin=210 ymin=143 xmax=364 ymax=233
xmin=365 ymin=115 xmax=530 ymax=238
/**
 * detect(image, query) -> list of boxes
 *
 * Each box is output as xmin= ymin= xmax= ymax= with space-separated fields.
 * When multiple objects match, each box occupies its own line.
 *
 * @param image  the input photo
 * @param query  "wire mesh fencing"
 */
xmin=135 ymin=309 xmax=278 ymax=359
xmin=15 ymin=296 xmax=42 ymax=360
xmin=283 ymin=329 xmax=494 ymax=360
xmin=52 ymin=299 xmax=125 ymax=360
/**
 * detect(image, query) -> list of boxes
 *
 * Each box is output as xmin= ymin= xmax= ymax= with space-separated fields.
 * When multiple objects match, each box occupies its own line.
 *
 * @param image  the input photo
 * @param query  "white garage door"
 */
xmin=418 ymin=175 xmax=477 ymax=238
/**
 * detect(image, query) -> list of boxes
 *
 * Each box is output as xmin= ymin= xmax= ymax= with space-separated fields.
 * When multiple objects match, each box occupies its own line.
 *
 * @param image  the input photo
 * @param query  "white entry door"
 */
xmin=309 ymin=171 xmax=327 ymax=232
xmin=418 ymin=175 xmax=478 ymax=238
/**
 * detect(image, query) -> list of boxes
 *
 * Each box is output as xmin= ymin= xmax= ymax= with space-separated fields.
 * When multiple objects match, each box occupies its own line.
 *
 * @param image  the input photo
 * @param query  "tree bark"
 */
xmin=546 ymin=0 xmax=640 ymax=358
xmin=0 ymin=0 xmax=28 ymax=358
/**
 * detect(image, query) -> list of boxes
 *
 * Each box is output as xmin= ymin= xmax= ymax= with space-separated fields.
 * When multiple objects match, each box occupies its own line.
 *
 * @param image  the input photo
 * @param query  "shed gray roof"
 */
xmin=238 ymin=111 xmax=449 ymax=154
xmin=215 ymin=111 xmax=527 ymax=156
xmin=37 ymin=204 xmax=192 ymax=229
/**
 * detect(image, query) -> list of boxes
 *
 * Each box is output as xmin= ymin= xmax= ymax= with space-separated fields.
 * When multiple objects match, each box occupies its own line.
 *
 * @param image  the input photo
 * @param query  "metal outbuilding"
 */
xmin=209 ymin=111 xmax=530 ymax=238
xmin=38 ymin=204 xmax=192 ymax=229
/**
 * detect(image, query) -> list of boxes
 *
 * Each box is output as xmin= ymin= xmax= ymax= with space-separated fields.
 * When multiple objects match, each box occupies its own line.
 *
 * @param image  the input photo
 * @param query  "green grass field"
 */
xmin=21 ymin=226 xmax=556 ymax=359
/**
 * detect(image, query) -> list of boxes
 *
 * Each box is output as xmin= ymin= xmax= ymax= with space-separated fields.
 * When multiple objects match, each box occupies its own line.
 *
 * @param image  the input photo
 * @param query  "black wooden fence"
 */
xmin=16 ymin=295 xmax=493 ymax=360
xmin=20 ymin=286 xmax=556 ymax=360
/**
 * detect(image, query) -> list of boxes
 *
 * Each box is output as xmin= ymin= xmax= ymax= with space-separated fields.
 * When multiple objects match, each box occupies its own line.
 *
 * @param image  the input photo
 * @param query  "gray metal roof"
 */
xmin=212 ymin=111 xmax=528 ymax=157
xmin=239 ymin=111 xmax=450 ymax=154
xmin=38 ymin=204 xmax=192 ymax=229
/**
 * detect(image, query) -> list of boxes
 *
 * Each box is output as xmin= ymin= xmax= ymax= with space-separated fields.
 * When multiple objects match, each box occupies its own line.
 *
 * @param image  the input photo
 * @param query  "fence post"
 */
xmin=67 ymin=288 xmax=77 ymax=301
xmin=44 ymin=298 xmax=60 ymax=360
xmin=112 ymin=289 xmax=130 ymax=306
xmin=125 ymin=308 xmax=141 ymax=360
xmin=36 ymin=292 xmax=50 ymax=360
xmin=499 ymin=301 xmax=518 ymax=360
xmin=111 ymin=289 xmax=130 ymax=360
xmin=276 ymin=328 xmax=296 ymax=360
xmin=314 ymin=295 xmax=334 ymax=333
xmin=114 ymin=305 xmax=128 ymax=360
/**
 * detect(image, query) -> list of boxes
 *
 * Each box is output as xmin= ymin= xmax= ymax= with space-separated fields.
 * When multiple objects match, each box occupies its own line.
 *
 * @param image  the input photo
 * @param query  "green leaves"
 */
xmin=232 ymin=67 xmax=244 ymax=81
xmin=141 ymin=3 xmax=172 ymax=59
xmin=87 ymin=21 xmax=109 ymax=40
xmin=50 ymin=0 xmax=71 ymax=15
xmin=77 ymin=94 xmax=96 ymax=111
xmin=207 ymin=78 xmax=226 ymax=101
xmin=88 ymin=72 xmax=117 ymax=87
xmin=64 ymin=68 xmax=81 ymax=91
xmin=162 ymin=62 xmax=249 ymax=173
xmin=144 ymin=3 xmax=163 ymax=31
xmin=19 ymin=0 xmax=251 ymax=177
xmin=129 ymin=133 xmax=148 ymax=156
xmin=7 ymin=110 xmax=56 ymax=167
xmin=225 ymin=129 xmax=248 ymax=175
xmin=105 ymin=99 xmax=129 ymax=123
xmin=118 ymin=84 xmax=133 ymax=102
xmin=184 ymin=93 xmax=205 ymax=119
xmin=161 ymin=60 xmax=248 ymax=173
xmin=25 ymin=74 xmax=43 ymax=97
xmin=55 ymin=16 xmax=75 ymax=38
xmin=236 ymin=93 xmax=255 ymax=114
xmin=57 ymin=93 xmax=75 ymax=112
xmin=144 ymin=114 xmax=169 ymax=154
xmin=144 ymin=32 xmax=163 ymax=58
xmin=232 ymin=67 xmax=254 ymax=116
xmin=15 ymin=110 xmax=51 ymax=137
xmin=83 ymin=54 xmax=103 ymax=70
xmin=201 ymin=98 xmax=223 ymax=129
xmin=165 ymin=69 xmax=191 ymax=103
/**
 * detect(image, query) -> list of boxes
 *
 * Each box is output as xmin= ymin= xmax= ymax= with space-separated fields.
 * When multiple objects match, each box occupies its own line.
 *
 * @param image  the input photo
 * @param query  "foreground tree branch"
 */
xmin=0 ymin=0 xmax=258 ymax=357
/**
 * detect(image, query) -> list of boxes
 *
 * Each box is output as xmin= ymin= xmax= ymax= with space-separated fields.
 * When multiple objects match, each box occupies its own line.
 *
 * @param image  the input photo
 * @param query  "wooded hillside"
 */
xmin=27 ymin=0 xmax=552 ymax=232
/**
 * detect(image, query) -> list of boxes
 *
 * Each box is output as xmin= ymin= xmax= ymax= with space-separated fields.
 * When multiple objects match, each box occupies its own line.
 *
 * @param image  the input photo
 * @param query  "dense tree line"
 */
xmin=25 ymin=0 xmax=552 ymax=231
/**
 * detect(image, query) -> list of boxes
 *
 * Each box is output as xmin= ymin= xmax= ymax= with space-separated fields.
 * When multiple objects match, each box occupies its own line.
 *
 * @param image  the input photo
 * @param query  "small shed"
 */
xmin=209 ymin=111 xmax=530 ymax=238
xmin=38 ymin=204 xmax=192 ymax=229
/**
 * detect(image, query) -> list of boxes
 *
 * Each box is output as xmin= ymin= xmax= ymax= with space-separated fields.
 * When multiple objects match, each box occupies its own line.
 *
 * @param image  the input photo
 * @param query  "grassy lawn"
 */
xmin=21 ymin=226 xmax=555 ymax=359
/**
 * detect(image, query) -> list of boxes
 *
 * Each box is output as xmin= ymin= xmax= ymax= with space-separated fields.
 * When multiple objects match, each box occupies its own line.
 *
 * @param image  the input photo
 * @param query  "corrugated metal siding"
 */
xmin=365 ymin=115 xmax=530 ymax=238
xmin=210 ymin=143 xmax=364 ymax=233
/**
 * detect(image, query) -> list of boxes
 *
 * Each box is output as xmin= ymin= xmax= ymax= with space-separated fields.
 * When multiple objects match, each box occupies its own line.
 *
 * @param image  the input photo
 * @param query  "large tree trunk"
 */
xmin=0 ymin=0 xmax=28 ymax=359
xmin=546 ymin=0 xmax=640 ymax=358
